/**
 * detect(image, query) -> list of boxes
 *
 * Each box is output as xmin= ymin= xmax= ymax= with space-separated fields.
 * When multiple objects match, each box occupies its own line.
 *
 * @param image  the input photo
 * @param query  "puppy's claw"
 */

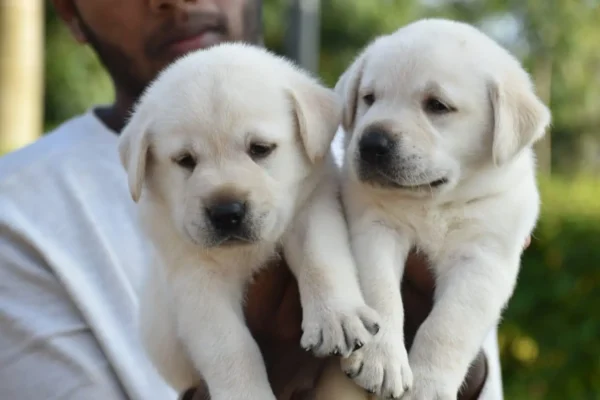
xmin=366 ymin=322 xmax=380 ymax=336
xmin=301 ymin=303 xmax=381 ymax=357
xmin=359 ymin=310 xmax=382 ymax=337
xmin=341 ymin=336 xmax=412 ymax=398
xmin=300 ymin=328 xmax=324 ymax=355
xmin=344 ymin=362 xmax=363 ymax=380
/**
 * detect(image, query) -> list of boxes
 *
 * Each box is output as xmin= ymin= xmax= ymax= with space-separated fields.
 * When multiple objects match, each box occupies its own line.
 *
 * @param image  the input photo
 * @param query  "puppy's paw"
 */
xmin=402 ymin=372 xmax=455 ymax=400
xmin=340 ymin=335 xmax=412 ymax=399
xmin=301 ymin=302 xmax=381 ymax=358
xmin=403 ymin=388 xmax=455 ymax=400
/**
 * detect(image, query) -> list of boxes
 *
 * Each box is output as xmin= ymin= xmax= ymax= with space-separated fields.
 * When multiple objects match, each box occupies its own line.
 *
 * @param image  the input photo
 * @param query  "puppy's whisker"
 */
xmin=425 ymin=181 xmax=432 ymax=196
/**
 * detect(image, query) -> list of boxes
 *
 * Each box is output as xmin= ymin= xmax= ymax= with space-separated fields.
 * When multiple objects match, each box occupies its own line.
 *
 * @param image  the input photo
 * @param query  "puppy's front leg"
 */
xmin=283 ymin=176 xmax=381 ymax=360
xmin=340 ymin=215 xmax=413 ymax=399
xmin=405 ymin=243 xmax=521 ymax=400
xmin=172 ymin=270 xmax=276 ymax=400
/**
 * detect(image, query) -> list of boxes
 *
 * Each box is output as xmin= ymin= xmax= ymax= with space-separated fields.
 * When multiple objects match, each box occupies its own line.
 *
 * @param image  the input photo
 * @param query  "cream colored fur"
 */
xmin=118 ymin=43 xmax=381 ymax=400
xmin=315 ymin=18 xmax=551 ymax=400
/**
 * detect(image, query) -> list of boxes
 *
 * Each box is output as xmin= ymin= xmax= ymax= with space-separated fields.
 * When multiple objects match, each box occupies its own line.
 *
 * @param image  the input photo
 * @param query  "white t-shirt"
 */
xmin=0 ymin=111 xmax=503 ymax=400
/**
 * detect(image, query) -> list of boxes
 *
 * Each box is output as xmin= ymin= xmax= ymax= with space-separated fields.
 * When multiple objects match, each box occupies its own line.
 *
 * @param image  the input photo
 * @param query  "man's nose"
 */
xmin=149 ymin=0 xmax=215 ymax=13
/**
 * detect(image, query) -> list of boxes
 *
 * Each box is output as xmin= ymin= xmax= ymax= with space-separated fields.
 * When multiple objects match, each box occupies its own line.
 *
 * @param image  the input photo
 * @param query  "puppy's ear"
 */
xmin=334 ymin=52 xmax=366 ymax=132
xmin=287 ymin=78 xmax=342 ymax=164
xmin=118 ymin=106 xmax=152 ymax=203
xmin=488 ymin=75 xmax=551 ymax=165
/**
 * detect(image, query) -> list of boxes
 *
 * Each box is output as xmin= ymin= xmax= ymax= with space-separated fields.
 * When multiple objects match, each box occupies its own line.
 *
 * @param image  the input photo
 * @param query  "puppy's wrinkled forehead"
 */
xmin=147 ymin=65 xmax=292 ymax=160
xmin=363 ymin=27 xmax=500 ymax=103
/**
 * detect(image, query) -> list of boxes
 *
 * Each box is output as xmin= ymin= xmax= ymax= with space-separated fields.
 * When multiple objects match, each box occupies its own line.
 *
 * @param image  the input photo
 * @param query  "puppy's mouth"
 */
xmin=394 ymin=177 xmax=449 ymax=190
xmin=185 ymin=225 xmax=258 ymax=248
xmin=215 ymin=235 xmax=257 ymax=247
xmin=359 ymin=166 xmax=449 ymax=192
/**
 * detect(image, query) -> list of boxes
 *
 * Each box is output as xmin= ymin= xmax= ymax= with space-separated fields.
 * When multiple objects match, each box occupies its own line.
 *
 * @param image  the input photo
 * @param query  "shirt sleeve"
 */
xmin=0 ymin=228 xmax=129 ymax=400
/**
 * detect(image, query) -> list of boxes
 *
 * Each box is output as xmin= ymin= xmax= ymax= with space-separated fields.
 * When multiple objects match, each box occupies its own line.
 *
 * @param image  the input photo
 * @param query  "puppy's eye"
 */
xmin=249 ymin=142 xmax=276 ymax=160
xmin=363 ymin=93 xmax=375 ymax=106
xmin=424 ymin=97 xmax=454 ymax=114
xmin=173 ymin=153 xmax=197 ymax=170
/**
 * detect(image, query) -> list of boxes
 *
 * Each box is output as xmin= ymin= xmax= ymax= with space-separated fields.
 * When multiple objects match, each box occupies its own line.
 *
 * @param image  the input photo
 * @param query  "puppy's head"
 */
xmin=336 ymin=18 xmax=550 ymax=197
xmin=118 ymin=43 xmax=341 ymax=248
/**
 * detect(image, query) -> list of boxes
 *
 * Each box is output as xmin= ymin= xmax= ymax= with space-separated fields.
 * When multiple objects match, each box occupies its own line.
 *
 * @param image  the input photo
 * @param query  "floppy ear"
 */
xmin=334 ymin=52 xmax=366 ymax=132
xmin=488 ymin=76 xmax=551 ymax=166
xmin=117 ymin=106 xmax=152 ymax=203
xmin=287 ymin=78 xmax=342 ymax=164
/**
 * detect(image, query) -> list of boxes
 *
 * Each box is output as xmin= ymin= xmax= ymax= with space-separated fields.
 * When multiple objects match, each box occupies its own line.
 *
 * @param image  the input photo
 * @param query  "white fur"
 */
xmin=118 ymin=43 xmax=381 ymax=400
xmin=324 ymin=18 xmax=551 ymax=399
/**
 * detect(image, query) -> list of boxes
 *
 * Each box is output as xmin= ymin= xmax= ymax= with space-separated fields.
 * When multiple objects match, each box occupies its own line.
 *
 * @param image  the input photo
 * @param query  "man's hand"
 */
xmin=186 ymin=236 xmax=532 ymax=400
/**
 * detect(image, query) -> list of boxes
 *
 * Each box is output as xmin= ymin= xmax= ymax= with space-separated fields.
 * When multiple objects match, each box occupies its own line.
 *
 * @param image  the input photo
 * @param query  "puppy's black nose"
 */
xmin=206 ymin=201 xmax=246 ymax=233
xmin=358 ymin=129 xmax=394 ymax=165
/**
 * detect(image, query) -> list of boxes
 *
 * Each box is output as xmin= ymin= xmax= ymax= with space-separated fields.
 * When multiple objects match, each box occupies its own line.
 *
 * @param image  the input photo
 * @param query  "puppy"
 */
xmin=117 ymin=43 xmax=381 ymax=400
xmin=332 ymin=18 xmax=551 ymax=399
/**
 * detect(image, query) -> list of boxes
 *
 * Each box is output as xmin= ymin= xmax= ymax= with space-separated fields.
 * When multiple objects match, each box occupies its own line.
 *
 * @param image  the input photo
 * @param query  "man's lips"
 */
xmin=164 ymin=30 xmax=225 ymax=56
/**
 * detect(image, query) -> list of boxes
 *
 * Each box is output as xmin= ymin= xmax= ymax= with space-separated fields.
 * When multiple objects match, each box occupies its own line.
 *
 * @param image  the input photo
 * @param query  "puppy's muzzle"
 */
xmin=356 ymin=128 xmax=449 ymax=191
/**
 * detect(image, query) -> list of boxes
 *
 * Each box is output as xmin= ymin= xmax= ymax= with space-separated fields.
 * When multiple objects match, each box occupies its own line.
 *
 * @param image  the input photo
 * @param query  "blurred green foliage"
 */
xmin=42 ymin=0 xmax=600 ymax=398
xmin=500 ymin=176 xmax=600 ymax=399
xmin=44 ymin=5 xmax=112 ymax=131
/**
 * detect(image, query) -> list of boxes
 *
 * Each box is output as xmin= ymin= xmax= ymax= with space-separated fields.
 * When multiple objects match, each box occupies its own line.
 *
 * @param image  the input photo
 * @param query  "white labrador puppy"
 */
xmin=331 ymin=18 xmax=551 ymax=399
xmin=117 ymin=43 xmax=381 ymax=400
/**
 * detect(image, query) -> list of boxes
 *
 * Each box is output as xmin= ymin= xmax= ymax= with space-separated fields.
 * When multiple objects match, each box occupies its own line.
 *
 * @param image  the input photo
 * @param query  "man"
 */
xmin=0 ymin=1 xmax=506 ymax=399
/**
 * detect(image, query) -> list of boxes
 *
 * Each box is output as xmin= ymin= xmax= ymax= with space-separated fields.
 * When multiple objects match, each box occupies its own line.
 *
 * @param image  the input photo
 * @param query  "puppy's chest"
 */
xmin=386 ymin=204 xmax=473 ymax=258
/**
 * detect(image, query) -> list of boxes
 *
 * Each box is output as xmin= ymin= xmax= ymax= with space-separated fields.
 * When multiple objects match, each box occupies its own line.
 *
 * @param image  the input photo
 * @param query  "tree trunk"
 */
xmin=0 ymin=0 xmax=44 ymax=155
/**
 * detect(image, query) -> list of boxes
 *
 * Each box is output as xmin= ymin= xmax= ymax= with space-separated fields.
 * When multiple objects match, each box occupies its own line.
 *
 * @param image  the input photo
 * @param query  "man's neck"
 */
xmin=93 ymin=88 xmax=136 ymax=134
